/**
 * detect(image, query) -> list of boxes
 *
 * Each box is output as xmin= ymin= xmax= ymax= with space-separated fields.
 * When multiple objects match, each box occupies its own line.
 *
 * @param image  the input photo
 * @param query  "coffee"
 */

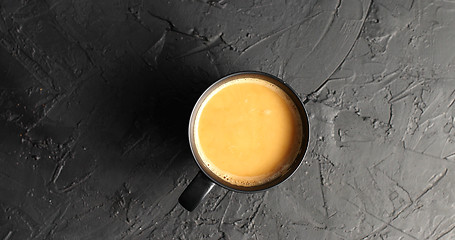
xmin=193 ymin=76 xmax=303 ymax=187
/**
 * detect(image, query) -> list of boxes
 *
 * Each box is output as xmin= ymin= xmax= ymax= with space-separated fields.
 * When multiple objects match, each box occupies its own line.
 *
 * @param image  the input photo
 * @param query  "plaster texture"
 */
xmin=1 ymin=0 xmax=454 ymax=239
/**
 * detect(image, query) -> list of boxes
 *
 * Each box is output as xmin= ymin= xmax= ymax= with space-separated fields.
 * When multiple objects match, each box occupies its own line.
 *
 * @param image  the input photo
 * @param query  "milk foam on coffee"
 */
xmin=194 ymin=77 xmax=303 ymax=187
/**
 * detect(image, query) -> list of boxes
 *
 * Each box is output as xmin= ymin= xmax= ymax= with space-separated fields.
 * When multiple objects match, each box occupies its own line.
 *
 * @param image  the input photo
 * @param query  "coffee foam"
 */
xmin=193 ymin=77 xmax=303 ymax=187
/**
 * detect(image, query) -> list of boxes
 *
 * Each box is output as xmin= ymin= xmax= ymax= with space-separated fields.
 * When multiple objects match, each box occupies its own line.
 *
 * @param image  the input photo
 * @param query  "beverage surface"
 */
xmin=194 ymin=77 xmax=303 ymax=187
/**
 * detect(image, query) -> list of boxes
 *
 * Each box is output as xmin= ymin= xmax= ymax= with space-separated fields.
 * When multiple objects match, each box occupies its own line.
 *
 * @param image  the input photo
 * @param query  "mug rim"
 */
xmin=188 ymin=71 xmax=310 ymax=193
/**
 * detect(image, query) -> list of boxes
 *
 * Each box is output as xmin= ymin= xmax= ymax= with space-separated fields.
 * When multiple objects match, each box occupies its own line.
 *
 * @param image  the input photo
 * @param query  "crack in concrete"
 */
xmin=435 ymin=224 xmax=455 ymax=240
xmin=344 ymin=198 xmax=419 ymax=240
xmin=237 ymin=11 xmax=323 ymax=56
xmin=424 ymin=217 xmax=447 ymax=240
xmin=317 ymin=157 xmax=329 ymax=219
xmin=305 ymin=0 xmax=373 ymax=100
xmin=147 ymin=11 xmax=208 ymax=41
xmin=218 ymin=192 xmax=234 ymax=233
xmin=358 ymin=168 xmax=448 ymax=239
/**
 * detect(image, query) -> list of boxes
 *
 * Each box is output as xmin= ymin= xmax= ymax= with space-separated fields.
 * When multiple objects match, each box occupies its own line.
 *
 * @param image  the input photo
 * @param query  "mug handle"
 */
xmin=179 ymin=171 xmax=215 ymax=211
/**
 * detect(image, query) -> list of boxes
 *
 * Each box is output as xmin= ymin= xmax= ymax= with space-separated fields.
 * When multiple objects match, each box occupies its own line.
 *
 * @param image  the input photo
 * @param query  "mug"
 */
xmin=179 ymin=71 xmax=310 ymax=211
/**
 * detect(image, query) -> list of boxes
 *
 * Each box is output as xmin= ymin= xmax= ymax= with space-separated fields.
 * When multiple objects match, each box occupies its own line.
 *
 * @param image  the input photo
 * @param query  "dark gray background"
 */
xmin=1 ymin=0 xmax=454 ymax=239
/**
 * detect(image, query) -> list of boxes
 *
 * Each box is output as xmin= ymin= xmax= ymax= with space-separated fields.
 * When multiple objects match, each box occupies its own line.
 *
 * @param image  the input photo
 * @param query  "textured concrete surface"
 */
xmin=1 ymin=0 xmax=455 ymax=239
